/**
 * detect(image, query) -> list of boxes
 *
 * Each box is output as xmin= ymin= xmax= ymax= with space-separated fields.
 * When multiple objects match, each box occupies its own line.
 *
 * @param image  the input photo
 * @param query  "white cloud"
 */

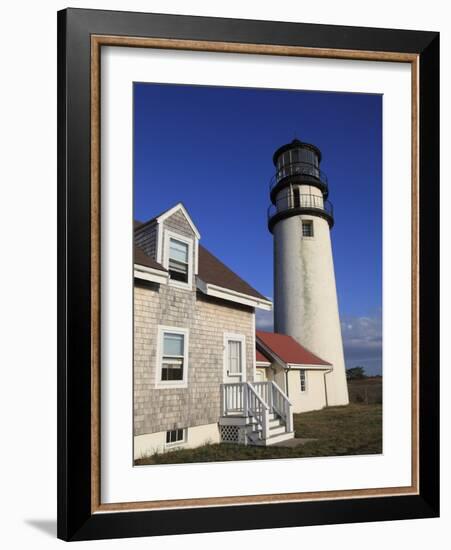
xmin=255 ymin=308 xmax=274 ymax=331
xmin=256 ymin=307 xmax=382 ymax=375
xmin=341 ymin=312 xmax=382 ymax=375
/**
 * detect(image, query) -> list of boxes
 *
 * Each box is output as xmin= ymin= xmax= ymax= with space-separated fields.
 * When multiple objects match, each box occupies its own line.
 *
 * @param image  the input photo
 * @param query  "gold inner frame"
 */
xmin=90 ymin=35 xmax=419 ymax=514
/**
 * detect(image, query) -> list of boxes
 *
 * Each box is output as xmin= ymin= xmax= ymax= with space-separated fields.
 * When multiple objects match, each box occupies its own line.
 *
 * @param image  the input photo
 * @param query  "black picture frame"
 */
xmin=57 ymin=7 xmax=439 ymax=541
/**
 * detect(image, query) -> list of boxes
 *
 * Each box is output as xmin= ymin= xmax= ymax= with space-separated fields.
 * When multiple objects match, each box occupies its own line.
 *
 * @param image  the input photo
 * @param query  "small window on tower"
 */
xmin=302 ymin=220 xmax=314 ymax=238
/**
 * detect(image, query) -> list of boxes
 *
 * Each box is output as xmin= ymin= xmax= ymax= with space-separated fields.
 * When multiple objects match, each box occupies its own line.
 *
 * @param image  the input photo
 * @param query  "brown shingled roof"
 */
xmin=133 ymin=216 xmax=268 ymax=302
xmin=198 ymin=244 xmax=267 ymax=300
xmin=134 ymin=245 xmax=167 ymax=272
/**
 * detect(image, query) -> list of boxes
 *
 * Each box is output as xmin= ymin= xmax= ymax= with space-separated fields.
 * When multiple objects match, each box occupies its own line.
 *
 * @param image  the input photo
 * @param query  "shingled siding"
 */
xmin=134 ymin=284 xmax=255 ymax=436
xmin=135 ymin=221 xmax=158 ymax=259
xmin=163 ymin=209 xmax=194 ymax=238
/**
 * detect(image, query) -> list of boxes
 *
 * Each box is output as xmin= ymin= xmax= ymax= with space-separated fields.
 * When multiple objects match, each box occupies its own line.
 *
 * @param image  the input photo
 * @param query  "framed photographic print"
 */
xmin=57 ymin=8 xmax=439 ymax=541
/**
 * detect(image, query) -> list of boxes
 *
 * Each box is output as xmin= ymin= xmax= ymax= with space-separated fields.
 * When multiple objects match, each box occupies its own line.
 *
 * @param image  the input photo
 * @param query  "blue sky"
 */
xmin=134 ymin=83 xmax=382 ymax=375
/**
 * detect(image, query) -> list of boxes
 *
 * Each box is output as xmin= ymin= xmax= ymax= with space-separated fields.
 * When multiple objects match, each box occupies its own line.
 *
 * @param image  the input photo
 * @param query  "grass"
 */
xmin=134 ymin=402 xmax=382 ymax=466
xmin=347 ymin=377 xmax=382 ymax=405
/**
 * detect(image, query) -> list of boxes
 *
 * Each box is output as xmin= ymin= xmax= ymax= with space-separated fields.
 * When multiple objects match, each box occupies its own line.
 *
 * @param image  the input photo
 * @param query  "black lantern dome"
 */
xmin=267 ymin=138 xmax=334 ymax=233
xmin=270 ymin=138 xmax=329 ymax=203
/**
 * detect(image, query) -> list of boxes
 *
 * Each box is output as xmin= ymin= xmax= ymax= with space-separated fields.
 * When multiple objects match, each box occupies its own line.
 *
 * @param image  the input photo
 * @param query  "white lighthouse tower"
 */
xmin=268 ymin=139 xmax=349 ymax=406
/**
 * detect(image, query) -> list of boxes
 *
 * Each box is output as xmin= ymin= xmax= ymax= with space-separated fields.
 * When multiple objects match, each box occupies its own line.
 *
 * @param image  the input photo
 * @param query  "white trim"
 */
xmin=156 ymin=223 xmax=162 ymax=264
xmin=194 ymin=239 xmax=199 ymax=275
xmin=287 ymin=362 xmax=333 ymax=371
xmin=155 ymin=325 xmax=190 ymax=389
xmin=133 ymin=263 xmax=169 ymax=285
xmin=197 ymin=279 xmax=272 ymax=310
xmin=163 ymin=229 xmax=194 ymax=291
xmin=223 ymin=332 xmax=247 ymax=383
xmin=156 ymin=203 xmax=201 ymax=239
xmin=252 ymin=312 xmax=256 ymax=382
xmin=256 ymin=360 xmax=271 ymax=367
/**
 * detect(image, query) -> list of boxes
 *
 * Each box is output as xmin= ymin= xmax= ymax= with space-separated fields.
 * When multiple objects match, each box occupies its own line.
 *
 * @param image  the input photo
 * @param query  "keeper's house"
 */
xmin=135 ymin=202 xmax=330 ymax=459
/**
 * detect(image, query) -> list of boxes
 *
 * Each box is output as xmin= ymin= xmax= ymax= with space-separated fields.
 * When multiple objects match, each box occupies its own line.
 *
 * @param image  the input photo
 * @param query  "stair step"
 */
xmin=248 ymin=415 xmax=281 ymax=427
xmin=259 ymin=431 xmax=295 ymax=446
xmin=268 ymin=424 xmax=286 ymax=436
xmin=266 ymin=431 xmax=295 ymax=445
xmin=269 ymin=418 xmax=285 ymax=430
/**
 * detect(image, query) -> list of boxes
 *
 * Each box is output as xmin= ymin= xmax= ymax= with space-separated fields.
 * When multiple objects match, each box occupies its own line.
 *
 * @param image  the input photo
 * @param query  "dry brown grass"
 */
xmin=135 ymin=402 xmax=382 ymax=466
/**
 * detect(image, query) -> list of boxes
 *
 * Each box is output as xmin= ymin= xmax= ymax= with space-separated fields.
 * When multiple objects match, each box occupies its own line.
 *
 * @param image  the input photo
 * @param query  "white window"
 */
xmin=300 ymin=369 xmax=307 ymax=392
xmin=168 ymin=238 xmax=189 ymax=282
xmin=228 ymin=340 xmax=242 ymax=374
xmin=166 ymin=428 xmax=186 ymax=446
xmin=223 ymin=333 xmax=246 ymax=383
xmin=302 ymin=220 xmax=314 ymax=238
xmin=156 ymin=326 xmax=189 ymax=388
xmin=163 ymin=230 xmax=194 ymax=289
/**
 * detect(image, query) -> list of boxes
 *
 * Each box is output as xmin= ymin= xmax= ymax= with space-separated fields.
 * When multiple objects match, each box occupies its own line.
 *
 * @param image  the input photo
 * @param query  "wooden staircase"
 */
xmin=220 ymin=381 xmax=294 ymax=446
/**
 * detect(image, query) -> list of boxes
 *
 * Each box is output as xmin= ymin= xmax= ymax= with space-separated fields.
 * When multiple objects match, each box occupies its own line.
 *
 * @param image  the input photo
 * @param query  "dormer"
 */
xmin=135 ymin=203 xmax=200 ymax=291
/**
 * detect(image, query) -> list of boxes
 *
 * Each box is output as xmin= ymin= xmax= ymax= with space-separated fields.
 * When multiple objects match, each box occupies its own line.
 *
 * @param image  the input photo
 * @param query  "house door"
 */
xmin=224 ymin=335 xmax=246 ymax=384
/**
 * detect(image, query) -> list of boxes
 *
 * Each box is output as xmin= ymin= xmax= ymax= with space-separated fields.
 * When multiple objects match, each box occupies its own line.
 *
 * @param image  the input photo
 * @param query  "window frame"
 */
xmin=301 ymin=219 xmax=314 ymax=238
xmin=163 ymin=229 xmax=194 ymax=290
xmin=223 ymin=332 xmax=247 ymax=383
xmin=168 ymin=238 xmax=190 ymax=283
xmin=165 ymin=427 xmax=187 ymax=448
xmin=299 ymin=369 xmax=307 ymax=393
xmin=155 ymin=325 xmax=190 ymax=389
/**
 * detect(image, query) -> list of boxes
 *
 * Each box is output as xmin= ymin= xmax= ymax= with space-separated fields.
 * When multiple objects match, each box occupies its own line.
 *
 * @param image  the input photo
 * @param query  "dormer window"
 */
xmin=163 ymin=229 xmax=194 ymax=289
xmin=169 ymin=238 xmax=189 ymax=283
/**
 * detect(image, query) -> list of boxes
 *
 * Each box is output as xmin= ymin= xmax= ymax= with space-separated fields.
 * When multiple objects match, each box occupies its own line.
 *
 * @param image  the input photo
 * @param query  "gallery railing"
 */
xmin=269 ymin=161 xmax=329 ymax=194
xmin=268 ymin=193 xmax=334 ymax=221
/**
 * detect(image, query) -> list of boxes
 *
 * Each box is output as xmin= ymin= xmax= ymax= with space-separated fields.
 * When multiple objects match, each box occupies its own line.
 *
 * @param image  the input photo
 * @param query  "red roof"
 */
xmin=256 ymin=348 xmax=271 ymax=363
xmin=256 ymin=330 xmax=331 ymax=366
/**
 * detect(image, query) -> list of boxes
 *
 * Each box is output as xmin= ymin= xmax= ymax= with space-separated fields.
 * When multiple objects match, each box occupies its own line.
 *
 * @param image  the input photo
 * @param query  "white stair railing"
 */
xmin=245 ymin=383 xmax=270 ymax=441
xmin=221 ymin=382 xmax=244 ymax=415
xmin=270 ymin=381 xmax=293 ymax=433
xmin=251 ymin=381 xmax=272 ymax=406
xmin=221 ymin=381 xmax=293 ymax=440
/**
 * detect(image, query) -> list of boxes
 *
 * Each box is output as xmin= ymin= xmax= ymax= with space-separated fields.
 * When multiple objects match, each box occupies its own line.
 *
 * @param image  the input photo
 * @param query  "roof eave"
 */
xmin=196 ymin=279 xmax=272 ymax=310
xmin=255 ymin=339 xmax=287 ymax=369
xmin=134 ymin=263 xmax=169 ymax=285
xmin=286 ymin=362 xmax=333 ymax=370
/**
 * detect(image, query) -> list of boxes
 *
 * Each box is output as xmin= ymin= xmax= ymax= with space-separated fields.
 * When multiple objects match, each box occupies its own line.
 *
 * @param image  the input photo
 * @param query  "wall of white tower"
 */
xmin=273 ymin=186 xmax=349 ymax=407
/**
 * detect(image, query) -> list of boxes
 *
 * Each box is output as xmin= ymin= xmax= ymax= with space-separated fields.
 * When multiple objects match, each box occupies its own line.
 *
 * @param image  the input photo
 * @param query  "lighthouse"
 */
xmin=268 ymin=139 xmax=349 ymax=407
